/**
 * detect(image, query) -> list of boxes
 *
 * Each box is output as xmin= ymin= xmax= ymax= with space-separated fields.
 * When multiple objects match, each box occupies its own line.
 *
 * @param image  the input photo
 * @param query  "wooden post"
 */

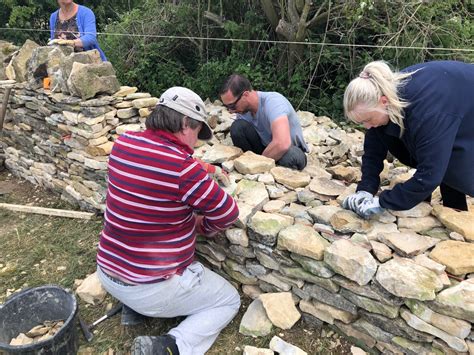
xmin=0 ymin=203 xmax=96 ymax=220
xmin=0 ymin=87 xmax=12 ymax=132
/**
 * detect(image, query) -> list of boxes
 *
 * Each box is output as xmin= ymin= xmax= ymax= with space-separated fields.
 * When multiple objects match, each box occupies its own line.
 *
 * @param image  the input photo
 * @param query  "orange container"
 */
xmin=43 ymin=77 xmax=51 ymax=90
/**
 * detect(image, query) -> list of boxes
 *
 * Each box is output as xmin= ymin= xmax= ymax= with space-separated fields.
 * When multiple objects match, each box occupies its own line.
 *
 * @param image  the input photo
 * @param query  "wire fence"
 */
xmin=1 ymin=27 xmax=474 ymax=53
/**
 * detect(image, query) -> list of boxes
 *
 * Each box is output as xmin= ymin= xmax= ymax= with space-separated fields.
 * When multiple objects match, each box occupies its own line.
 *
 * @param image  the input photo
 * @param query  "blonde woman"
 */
xmin=342 ymin=60 xmax=474 ymax=219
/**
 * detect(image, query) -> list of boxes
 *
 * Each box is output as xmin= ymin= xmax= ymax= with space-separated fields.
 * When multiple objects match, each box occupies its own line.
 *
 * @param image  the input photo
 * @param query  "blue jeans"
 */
xmin=97 ymin=262 xmax=240 ymax=355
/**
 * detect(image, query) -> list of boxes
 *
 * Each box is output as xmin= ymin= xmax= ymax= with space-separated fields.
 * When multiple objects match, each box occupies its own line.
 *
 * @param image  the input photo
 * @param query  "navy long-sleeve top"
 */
xmin=357 ymin=61 xmax=474 ymax=210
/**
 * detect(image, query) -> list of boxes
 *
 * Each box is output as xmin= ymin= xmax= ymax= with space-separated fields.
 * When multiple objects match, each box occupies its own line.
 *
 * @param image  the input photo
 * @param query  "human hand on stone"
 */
xmin=210 ymin=166 xmax=230 ymax=187
xmin=196 ymin=159 xmax=230 ymax=187
xmin=354 ymin=196 xmax=385 ymax=219
xmin=48 ymin=39 xmax=75 ymax=47
xmin=342 ymin=190 xmax=373 ymax=211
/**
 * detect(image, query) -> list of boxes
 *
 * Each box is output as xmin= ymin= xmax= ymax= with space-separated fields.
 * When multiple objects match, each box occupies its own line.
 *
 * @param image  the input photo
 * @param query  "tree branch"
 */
xmin=307 ymin=4 xmax=344 ymax=29
xmin=288 ymin=0 xmax=300 ymax=24
xmin=295 ymin=0 xmax=313 ymax=41
xmin=260 ymin=0 xmax=280 ymax=30
xmin=203 ymin=11 xmax=224 ymax=27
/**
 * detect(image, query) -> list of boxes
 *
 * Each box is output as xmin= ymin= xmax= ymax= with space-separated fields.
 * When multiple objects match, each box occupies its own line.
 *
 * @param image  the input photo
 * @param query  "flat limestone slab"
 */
xmin=234 ymin=151 xmax=275 ymax=174
xmin=309 ymin=177 xmax=346 ymax=196
xmin=239 ymin=299 xmax=273 ymax=337
xmin=389 ymin=202 xmax=432 ymax=218
xmin=429 ymin=240 xmax=474 ymax=275
xmin=376 ymin=258 xmax=443 ymax=301
xmin=432 ymin=205 xmax=474 ymax=241
xmin=201 ymin=143 xmax=242 ymax=164
xmin=324 ymin=239 xmax=377 ymax=286
xmin=270 ymin=166 xmax=311 ymax=189
xmin=278 ymin=224 xmax=329 ymax=260
xmin=377 ymin=232 xmax=438 ymax=257
xmin=259 ymin=292 xmax=301 ymax=330
xmin=431 ymin=279 xmax=474 ymax=323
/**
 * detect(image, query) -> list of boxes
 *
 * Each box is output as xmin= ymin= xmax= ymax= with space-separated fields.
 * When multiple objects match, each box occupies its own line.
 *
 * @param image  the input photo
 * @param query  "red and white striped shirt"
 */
xmin=97 ymin=129 xmax=239 ymax=284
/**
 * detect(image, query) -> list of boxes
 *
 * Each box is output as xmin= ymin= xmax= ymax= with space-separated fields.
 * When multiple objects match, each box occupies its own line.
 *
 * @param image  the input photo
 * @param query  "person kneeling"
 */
xmin=96 ymin=87 xmax=240 ymax=355
xmin=220 ymin=74 xmax=309 ymax=170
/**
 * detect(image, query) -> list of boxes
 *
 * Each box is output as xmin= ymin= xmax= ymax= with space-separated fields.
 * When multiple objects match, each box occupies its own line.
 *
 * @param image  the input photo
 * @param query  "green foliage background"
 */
xmin=1 ymin=0 xmax=473 ymax=121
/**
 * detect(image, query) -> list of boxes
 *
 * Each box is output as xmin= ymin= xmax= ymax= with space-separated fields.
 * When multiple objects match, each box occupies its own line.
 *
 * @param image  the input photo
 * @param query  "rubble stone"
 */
xmin=324 ymin=239 xmax=377 ymax=285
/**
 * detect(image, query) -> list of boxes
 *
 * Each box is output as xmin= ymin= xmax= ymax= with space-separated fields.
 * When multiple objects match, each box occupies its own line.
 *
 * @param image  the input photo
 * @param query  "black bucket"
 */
xmin=0 ymin=285 xmax=78 ymax=355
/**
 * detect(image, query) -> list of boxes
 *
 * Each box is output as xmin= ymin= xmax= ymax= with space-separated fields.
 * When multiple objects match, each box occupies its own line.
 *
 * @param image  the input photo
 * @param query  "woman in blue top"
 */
xmin=341 ymin=60 xmax=474 ymax=219
xmin=49 ymin=0 xmax=106 ymax=61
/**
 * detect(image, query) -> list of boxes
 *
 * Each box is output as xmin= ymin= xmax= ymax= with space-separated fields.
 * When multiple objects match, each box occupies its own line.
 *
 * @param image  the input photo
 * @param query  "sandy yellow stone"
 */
xmin=430 ymin=240 xmax=474 ymax=275
xmin=432 ymin=205 xmax=474 ymax=241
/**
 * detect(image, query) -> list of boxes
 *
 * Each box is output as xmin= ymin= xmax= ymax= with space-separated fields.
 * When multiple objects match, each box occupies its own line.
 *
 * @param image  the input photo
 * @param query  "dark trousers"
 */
xmin=230 ymin=119 xmax=307 ymax=170
xmin=384 ymin=137 xmax=468 ymax=211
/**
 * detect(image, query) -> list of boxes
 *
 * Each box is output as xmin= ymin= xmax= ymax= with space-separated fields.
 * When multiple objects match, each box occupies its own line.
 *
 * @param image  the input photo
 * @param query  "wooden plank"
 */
xmin=0 ymin=203 xmax=95 ymax=220
xmin=0 ymin=87 xmax=12 ymax=131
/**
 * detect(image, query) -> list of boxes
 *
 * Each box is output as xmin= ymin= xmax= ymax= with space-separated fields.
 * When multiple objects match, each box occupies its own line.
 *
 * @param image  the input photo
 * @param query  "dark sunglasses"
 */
xmin=223 ymin=91 xmax=245 ymax=110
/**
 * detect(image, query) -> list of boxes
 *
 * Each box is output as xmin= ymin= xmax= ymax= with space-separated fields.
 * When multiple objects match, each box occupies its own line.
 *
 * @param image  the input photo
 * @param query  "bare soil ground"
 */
xmin=0 ymin=170 xmax=352 ymax=354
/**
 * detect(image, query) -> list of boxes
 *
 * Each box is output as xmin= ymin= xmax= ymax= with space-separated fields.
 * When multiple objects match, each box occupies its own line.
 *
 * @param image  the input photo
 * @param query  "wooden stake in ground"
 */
xmin=0 ymin=203 xmax=95 ymax=220
xmin=0 ymin=86 xmax=13 ymax=131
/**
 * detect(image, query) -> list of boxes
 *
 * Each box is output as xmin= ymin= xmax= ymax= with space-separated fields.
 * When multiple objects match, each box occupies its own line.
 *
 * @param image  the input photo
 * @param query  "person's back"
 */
xmin=98 ymin=129 xmax=232 ymax=283
xmin=400 ymin=60 xmax=474 ymax=122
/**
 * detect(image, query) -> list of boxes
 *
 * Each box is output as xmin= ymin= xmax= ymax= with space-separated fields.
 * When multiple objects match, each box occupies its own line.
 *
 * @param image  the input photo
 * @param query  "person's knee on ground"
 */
xmin=230 ymin=119 xmax=264 ymax=154
xmin=277 ymin=146 xmax=307 ymax=170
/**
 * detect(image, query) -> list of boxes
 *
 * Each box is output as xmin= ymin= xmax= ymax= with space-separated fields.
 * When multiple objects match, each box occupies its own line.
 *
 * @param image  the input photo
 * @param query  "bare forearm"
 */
xmin=262 ymin=141 xmax=289 ymax=161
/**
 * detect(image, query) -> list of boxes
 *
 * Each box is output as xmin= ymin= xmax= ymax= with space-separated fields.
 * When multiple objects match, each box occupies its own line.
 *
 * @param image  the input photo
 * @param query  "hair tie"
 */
xmin=359 ymin=71 xmax=371 ymax=79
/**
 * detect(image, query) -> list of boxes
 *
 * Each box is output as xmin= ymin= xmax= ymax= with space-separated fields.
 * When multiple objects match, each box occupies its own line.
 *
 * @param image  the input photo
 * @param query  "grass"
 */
xmin=0 ymin=171 xmax=351 ymax=354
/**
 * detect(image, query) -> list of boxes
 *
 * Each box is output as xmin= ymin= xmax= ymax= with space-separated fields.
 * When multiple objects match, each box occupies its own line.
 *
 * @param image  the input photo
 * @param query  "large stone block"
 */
xmin=376 ymin=257 xmax=443 ymax=301
xmin=259 ymin=292 xmax=301 ymax=330
xmin=10 ymin=39 xmax=39 ymax=82
xmin=432 ymin=205 xmax=474 ymax=241
xmin=430 ymin=240 xmax=474 ymax=275
xmin=248 ymin=211 xmax=293 ymax=246
xmin=67 ymin=61 xmax=120 ymax=100
xmin=278 ymin=224 xmax=329 ymax=261
xmin=270 ymin=166 xmax=311 ymax=189
xmin=234 ymin=151 xmax=275 ymax=174
xmin=324 ymin=239 xmax=377 ymax=286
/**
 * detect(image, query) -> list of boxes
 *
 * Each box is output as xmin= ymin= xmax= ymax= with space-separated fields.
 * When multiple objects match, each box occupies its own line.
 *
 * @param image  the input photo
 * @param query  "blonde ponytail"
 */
xmin=343 ymin=61 xmax=416 ymax=136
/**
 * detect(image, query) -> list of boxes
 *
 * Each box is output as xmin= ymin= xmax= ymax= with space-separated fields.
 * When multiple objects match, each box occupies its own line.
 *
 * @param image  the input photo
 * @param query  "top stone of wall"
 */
xmin=3 ymin=40 xmax=120 ymax=99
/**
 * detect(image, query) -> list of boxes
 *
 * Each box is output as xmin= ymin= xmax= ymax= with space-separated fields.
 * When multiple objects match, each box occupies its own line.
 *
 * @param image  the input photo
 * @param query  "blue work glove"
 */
xmin=355 ymin=196 xmax=385 ymax=219
xmin=342 ymin=191 xmax=373 ymax=211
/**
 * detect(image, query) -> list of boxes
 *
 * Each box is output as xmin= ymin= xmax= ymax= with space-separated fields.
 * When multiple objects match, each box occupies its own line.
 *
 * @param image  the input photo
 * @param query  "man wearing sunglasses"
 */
xmin=220 ymin=74 xmax=309 ymax=170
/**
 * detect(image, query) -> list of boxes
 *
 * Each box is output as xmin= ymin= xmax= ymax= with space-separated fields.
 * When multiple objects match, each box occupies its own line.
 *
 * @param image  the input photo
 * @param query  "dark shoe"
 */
xmin=121 ymin=305 xmax=148 ymax=326
xmin=131 ymin=335 xmax=179 ymax=355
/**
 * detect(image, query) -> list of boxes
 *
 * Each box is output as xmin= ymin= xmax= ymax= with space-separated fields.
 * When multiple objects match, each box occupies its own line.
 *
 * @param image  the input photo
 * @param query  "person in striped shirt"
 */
xmin=96 ymin=87 xmax=240 ymax=355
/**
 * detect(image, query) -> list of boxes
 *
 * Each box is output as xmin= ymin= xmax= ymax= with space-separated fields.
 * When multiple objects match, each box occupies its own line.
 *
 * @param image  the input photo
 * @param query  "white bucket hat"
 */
xmin=158 ymin=87 xmax=213 ymax=140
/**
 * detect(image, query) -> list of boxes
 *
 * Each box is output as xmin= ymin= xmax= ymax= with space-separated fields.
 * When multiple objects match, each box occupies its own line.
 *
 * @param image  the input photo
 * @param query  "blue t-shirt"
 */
xmin=237 ymin=91 xmax=309 ymax=152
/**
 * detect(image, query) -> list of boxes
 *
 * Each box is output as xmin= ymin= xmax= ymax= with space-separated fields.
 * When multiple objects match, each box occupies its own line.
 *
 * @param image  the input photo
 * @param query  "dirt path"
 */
xmin=0 ymin=170 xmax=352 ymax=354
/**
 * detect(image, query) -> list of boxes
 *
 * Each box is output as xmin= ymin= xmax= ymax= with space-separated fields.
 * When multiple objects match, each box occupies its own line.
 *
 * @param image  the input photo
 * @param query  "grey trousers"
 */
xmin=97 ymin=262 xmax=240 ymax=355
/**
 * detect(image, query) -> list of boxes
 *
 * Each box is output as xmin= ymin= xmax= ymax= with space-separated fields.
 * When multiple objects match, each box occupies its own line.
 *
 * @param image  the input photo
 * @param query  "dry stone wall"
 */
xmin=1 ymin=41 xmax=474 ymax=355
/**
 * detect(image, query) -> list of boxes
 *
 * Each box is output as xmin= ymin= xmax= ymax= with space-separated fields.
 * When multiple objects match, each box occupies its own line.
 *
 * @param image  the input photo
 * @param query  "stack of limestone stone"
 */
xmin=0 ymin=40 xmax=157 ymax=211
xmin=1 ymin=40 xmax=473 ymax=355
